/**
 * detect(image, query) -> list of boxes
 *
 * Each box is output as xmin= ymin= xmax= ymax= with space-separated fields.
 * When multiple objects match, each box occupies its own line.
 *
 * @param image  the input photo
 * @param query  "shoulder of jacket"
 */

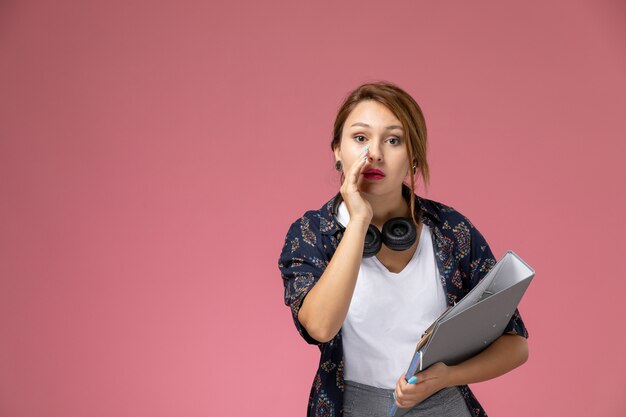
xmin=286 ymin=193 xmax=342 ymax=235
xmin=419 ymin=196 xmax=476 ymax=231
xmin=289 ymin=209 xmax=322 ymax=228
xmin=283 ymin=209 xmax=326 ymax=243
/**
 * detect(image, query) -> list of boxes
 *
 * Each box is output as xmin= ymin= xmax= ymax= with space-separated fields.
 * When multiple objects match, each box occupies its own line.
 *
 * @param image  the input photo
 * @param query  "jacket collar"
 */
xmin=318 ymin=184 xmax=442 ymax=236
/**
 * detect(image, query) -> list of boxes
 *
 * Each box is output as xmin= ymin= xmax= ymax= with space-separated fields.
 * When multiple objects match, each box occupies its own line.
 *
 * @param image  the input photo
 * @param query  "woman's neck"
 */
xmin=364 ymin=189 xmax=411 ymax=226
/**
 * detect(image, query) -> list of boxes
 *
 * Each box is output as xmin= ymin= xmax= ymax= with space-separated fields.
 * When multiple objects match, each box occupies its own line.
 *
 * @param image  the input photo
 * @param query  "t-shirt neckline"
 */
xmin=371 ymin=224 xmax=426 ymax=277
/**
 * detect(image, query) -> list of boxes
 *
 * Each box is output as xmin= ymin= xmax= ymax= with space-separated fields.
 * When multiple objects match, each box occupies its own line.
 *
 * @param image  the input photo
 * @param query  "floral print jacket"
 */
xmin=278 ymin=186 xmax=528 ymax=417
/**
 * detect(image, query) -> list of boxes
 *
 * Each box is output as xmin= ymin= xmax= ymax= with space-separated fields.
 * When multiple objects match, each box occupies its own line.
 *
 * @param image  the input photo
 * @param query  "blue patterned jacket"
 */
xmin=278 ymin=185 xmax=528 ymax=417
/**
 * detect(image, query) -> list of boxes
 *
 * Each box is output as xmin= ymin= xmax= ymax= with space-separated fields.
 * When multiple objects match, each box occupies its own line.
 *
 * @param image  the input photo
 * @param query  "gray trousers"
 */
xmin=343 ymin=380 xmax=472 ymax=417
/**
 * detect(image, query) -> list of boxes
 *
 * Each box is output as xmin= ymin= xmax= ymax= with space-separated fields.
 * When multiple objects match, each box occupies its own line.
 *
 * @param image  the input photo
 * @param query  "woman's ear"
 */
xmin=333 ymin=146 xmax=341 ymax=165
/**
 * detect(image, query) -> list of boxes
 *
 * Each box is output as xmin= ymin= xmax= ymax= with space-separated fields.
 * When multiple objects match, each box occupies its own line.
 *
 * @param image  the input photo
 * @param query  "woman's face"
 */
xmin=334 ymin=100 xmax=411 ymax=195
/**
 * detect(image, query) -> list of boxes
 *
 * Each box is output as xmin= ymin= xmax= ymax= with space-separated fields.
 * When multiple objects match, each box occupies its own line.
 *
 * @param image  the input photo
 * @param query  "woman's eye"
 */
xmin=388 ymin=137 xmax=401 ymax=145
xmin=354 ymin=135 xmax=366 ymax=143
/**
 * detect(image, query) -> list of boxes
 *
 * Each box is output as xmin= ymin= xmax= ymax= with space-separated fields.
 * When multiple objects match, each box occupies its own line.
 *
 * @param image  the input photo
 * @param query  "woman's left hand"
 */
xmin=393 ymin=362 xmax=451 ymax=409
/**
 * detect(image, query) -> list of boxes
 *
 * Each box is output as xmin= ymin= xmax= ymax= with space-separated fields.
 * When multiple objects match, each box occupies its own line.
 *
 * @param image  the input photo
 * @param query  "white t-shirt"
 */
xmin=336 ymin=201 xmax=448 ymax=388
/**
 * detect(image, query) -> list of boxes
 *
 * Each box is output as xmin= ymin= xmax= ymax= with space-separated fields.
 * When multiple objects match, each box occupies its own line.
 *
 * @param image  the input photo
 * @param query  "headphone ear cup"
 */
xmin=362 ymin=225 xmax=382 ymax=258
xmin=382 ymin=217 xmax=417 ymax=251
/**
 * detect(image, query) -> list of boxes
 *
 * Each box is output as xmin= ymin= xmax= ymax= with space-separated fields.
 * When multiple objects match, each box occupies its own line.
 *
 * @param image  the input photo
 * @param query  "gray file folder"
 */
xmin=420 ymin=250 xmax=534 ymax=369
xmin=391 ymin=250 xmax=534 ymax=417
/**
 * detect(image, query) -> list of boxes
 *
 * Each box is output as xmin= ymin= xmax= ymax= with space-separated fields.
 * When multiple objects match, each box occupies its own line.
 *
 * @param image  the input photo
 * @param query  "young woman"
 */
xmin=278 ymin=81 xmax=529 ymax=417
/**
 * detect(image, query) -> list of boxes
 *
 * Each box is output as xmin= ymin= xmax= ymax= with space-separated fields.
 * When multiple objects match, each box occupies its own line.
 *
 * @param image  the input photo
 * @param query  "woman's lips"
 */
xmin=363 ymin=169 xmax=385 ymax=180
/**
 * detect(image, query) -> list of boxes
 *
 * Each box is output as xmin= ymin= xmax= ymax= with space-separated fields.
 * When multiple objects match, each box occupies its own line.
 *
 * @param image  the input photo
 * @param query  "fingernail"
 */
xmin=360 ymin=145 xmax=369 ymax=154
xmin=392 ymin=392 xmax=396 ymax=400
xmin=361 ymin=155 xmax=367 ymax=161
xmin=408 ymin=376 xmax=418 ymax=384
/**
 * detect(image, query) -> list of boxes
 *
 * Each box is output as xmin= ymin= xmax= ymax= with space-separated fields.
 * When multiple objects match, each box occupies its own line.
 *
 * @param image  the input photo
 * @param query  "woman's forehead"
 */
xmin=344 ymin=100 xmax=402 ymax=128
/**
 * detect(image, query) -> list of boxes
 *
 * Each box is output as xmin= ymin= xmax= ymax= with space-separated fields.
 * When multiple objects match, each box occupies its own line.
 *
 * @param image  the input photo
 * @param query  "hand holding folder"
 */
xmin=389 ymin=251 xmax=535 ymax=417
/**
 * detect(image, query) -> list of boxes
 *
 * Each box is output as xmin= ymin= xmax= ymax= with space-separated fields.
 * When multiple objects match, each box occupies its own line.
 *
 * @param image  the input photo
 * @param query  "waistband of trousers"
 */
xmin=344 ymin=380 xmax=394 ymax=398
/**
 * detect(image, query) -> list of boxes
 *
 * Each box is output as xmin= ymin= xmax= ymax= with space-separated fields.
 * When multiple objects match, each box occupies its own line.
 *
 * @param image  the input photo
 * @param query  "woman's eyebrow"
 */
xmin=350 ymin=122 xmax=403 ymax=131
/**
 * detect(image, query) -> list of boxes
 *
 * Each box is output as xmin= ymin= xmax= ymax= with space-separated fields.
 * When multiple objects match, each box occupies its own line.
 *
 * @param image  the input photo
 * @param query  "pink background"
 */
xmin=1 ymin=1 xmax=625 ymax=416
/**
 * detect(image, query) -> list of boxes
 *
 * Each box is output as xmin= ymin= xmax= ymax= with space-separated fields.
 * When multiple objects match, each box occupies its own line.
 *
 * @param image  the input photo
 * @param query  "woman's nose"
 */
xmin=367 ymin=142 xmax=383 ymax=162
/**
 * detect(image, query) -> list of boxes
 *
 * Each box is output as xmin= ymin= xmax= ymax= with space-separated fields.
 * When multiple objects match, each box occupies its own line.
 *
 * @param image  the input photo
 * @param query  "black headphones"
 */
xmin=331 ymin=186 xmax=421 ymax=258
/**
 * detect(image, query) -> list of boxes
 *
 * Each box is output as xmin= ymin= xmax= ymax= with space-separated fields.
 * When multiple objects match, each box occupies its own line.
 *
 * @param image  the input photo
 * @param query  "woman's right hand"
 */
xmin=297 ymin=147 xmax=374 ymax=343
xmin=340 ymin=146 xmax=373 ymax=225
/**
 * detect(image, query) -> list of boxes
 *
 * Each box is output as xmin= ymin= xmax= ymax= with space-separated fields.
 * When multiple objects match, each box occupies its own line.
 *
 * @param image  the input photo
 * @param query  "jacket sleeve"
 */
xmin=277 ymin=213 xmax=327 ymax=345
xmin=467 ymin=223 xmax=529 ymax=339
